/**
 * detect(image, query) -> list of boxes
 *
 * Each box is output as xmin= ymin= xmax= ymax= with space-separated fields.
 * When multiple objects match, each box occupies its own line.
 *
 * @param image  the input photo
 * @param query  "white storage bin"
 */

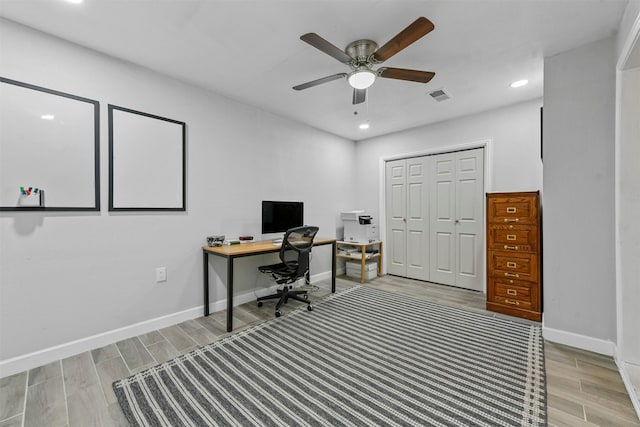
xmin=346 ymin=261 xmax=378 ymax=280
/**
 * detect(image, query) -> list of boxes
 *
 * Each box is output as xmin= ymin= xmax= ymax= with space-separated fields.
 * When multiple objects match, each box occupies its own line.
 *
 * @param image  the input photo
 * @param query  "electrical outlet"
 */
xmin=156 ymin=267 xmax=167 ymax=283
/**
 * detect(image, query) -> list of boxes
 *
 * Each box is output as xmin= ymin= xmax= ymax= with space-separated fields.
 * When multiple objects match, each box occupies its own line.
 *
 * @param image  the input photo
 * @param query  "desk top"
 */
xmin=203 ymin=237 xmax=336 ymax=257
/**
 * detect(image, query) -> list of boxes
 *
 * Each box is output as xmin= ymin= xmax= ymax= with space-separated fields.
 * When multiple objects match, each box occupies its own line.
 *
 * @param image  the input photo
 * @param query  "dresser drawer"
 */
xmin=488 ymin=251 xmax=538 ymax=282
xmin=490 ymin=294 xmax=533 ymax=311
xmin=488 ymin=224 xmax=538 ymax=252
xmin=487 ymin=193 xmax=539 ymax=225
xmin=490 ymin=277 xmax=538 ymax=305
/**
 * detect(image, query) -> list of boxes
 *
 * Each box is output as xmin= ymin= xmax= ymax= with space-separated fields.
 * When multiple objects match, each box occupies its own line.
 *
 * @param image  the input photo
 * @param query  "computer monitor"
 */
xmin=261 ymin=201 xmax=304 ymax=235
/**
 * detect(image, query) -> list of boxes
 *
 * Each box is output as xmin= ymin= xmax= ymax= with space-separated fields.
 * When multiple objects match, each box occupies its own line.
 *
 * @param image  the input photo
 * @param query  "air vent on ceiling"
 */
xmin=428 ymin=88 xmax=451 ymax=102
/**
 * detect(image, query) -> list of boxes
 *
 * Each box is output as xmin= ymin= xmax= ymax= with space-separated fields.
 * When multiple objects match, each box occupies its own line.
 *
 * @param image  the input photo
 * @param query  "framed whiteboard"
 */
xmin=108 ymin=105 xmax=186 ymax=211
xmin=0 ymin=77 xmax=100 ymax=211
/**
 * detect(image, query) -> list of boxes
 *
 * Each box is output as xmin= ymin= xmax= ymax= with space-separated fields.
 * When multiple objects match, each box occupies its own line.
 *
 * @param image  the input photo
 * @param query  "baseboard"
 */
xmin=542 ymin=326 xmax=616 ymax=356
xmin=0 ymin=303 xmax=208 ymax=378
xmin=0 ymin=270 xmax=343 ymax=379
xmin=615 ymin=358 xmax=640 ymax=420
xmin=309 ymin=269 xmax=340 ymax=283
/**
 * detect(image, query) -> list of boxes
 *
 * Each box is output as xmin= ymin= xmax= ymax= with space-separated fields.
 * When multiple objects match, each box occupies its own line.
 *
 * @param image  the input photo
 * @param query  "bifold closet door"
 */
xmin=385 ymin=157 xmax=430 ymax=280
xmin=406 ymin=157 xmax=429 ymax=280
xmin=429 ymin=148 xmax=484 ymax=290
xmin=386 ymin=159 xmax=407 ymax=276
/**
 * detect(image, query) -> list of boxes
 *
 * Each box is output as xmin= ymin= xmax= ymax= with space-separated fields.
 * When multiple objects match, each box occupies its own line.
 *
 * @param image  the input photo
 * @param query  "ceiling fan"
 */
xmin=293 ymin=17 xmax=436 ymax=105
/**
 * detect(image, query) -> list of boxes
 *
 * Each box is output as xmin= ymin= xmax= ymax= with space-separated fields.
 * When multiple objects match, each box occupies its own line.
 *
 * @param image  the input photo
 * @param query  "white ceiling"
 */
xmin=0 ymin=0 xmax=628 ymax=141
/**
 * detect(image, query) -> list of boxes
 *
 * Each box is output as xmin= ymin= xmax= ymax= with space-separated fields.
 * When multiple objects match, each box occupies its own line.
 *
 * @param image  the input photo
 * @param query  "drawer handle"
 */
xmin=504 ymin=299 xmax=520 ymax=306
xmin=506 ymin=234 xmax=517 ymax=241
xmin=507 ymin=289 xmax=517 ymax=296
xmin=504 ymin=218 xmax=520 ymax=223
xmin=506 ymin=262 xmax=517 ymax=269
xmin=505 ymin=273 xmax=520 ymax=278
xmin=503 ymin=245 xmax=519 ymax=250
xmin=506 ymin=207 xmax=517 ymax=213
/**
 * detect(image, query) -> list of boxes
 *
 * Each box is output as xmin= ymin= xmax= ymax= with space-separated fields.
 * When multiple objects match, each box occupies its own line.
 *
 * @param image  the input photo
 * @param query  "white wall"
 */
xmin=543 ymin=36 xmax=617 ymax=345
xmin=353 ymin=98 xmax=544 ymax=217
xmin=0 ymin=20 xmax=356 ymax=368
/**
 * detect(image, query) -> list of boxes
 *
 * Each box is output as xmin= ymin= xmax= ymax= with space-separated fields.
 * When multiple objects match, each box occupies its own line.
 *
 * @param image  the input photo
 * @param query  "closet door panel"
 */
xmin=406 ymin=157 xmax=429 ymax=280
xmin=455 ymin=148 xmax=484 ymax=291
xmin=430 ymin=153 xmax=456 ymax=285
xmin=407 ymin=230 xmax=427 ymax=275
xmin=434 ymin=232 xmax=454 ymax=274
xmin=458 ymin=233 xmax=477 ymax=277
xmin=389 ymin=229 xmax=406 ymax=269
xmin=386 ymin=159 xmax=407 ymax=276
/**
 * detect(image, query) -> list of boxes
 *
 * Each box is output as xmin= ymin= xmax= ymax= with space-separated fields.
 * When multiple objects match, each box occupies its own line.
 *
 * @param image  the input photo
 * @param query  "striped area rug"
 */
xmin=113 ymin=286 xmax=546 ymax=426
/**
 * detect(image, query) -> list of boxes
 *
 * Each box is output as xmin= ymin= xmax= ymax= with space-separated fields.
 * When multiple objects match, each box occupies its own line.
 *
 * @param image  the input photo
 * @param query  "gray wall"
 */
xmin=354 ymin=99 xmax=544 ymax=218
xmin=542 ymin=36 xmax=617 ymax=341
xmin=0 ymin=20 xmax=356 ymax=362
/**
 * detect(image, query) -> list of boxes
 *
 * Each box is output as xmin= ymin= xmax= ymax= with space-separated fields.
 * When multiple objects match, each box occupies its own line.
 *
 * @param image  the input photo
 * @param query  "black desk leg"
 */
xmin=203 ymin=251 xmax=209 ymax=316
xmin=226 ymin=256 xmax=234 ymax=332
xmin=331 ymin=241 xmax=336 ymax=293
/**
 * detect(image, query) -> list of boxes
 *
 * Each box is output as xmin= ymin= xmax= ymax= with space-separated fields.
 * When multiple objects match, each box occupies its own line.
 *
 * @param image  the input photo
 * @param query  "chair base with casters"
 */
xmin=256 ymin=275 xmax=313 ymax=317
xmin=256 ymin=226 xmax=319 ymax=318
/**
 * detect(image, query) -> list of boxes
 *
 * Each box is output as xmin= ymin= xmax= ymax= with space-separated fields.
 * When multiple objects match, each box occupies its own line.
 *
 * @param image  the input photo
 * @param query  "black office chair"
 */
xmin=257 ymin=225 xmax=319 ymax=317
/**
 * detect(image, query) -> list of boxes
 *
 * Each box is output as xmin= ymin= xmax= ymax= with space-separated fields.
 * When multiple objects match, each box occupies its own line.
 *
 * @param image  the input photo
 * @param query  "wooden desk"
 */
xmin=202 ymin=237 xmax=337 ymax=332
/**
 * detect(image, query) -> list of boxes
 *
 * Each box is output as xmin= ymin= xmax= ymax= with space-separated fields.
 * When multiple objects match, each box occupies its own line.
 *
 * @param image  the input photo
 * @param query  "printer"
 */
xmin=341 ymin=210 xmax=379 ymax=243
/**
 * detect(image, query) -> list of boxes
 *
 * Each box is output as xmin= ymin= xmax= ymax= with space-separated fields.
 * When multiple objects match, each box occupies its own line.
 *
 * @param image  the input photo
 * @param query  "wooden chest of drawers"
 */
xmin=486 ymin=191 xmax=542 ymax=321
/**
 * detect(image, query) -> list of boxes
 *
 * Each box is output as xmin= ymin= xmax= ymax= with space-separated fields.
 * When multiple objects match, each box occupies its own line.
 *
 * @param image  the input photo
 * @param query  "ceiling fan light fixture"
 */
xmin=348 ymin=69 xmax=376 ymax=89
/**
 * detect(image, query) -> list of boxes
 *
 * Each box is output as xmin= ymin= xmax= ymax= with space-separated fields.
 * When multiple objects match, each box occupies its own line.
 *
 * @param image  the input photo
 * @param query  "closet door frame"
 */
xmin=380 ymin=139 xmax=493 ymax=292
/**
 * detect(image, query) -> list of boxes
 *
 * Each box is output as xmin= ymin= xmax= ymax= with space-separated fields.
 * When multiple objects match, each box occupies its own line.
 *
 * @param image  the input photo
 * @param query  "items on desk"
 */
xmin=341 ymin=210 xmax=379 ymax=243
xmin=224 ymin=239 xmax=241 ymax=245
xmin=206 ymin=235 xmax=225 ymax=247
xmin=239 ymin=236 xmax=254 ymax=243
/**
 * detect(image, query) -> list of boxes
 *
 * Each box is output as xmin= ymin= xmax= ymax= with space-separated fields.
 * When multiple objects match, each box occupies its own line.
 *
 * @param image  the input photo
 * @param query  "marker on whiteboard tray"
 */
xmin=18 ymin=186 xmax=44 ymax=207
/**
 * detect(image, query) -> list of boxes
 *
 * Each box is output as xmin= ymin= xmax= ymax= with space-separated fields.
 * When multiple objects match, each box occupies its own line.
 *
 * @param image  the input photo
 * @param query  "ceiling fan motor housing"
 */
xmin=345 ymin=39 xmax=378 ymax=68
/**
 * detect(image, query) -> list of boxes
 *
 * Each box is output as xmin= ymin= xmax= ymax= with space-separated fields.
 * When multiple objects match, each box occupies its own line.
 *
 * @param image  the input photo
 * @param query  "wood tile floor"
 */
xmin=1 ymin=275 xmax=638 ymax=426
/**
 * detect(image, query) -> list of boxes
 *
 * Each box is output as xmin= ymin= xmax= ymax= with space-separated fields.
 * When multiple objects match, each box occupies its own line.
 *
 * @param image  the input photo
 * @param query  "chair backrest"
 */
xmin=280 ymin=225 xmax=319 ymax=278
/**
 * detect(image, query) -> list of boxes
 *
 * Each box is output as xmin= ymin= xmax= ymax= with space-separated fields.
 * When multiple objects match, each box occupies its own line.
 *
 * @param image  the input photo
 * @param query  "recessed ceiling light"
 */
xmin=510 ymin=79 xmax=528 ymax=88
xmin=66 ymin=0 xmax=83 ymax=4
xmin=359 ymin=123 xmax=370 ymax=130
xmin=40 ymin=114 xmax=55 ymax=120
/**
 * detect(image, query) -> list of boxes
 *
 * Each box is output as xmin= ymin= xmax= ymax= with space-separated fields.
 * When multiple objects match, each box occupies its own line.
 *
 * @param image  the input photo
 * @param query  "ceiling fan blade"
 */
xmin=352 ymin=88 xmax=366 ymax=105
xmin=373 ymin=17 xmax=435 ymax=63
xmin=300 ymin=33 xmax=353 ymax=64
xmin=378 ymin=67 xmax=435 ymax=83
xmin=293 ymin=73 xmax=347 ymax=91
